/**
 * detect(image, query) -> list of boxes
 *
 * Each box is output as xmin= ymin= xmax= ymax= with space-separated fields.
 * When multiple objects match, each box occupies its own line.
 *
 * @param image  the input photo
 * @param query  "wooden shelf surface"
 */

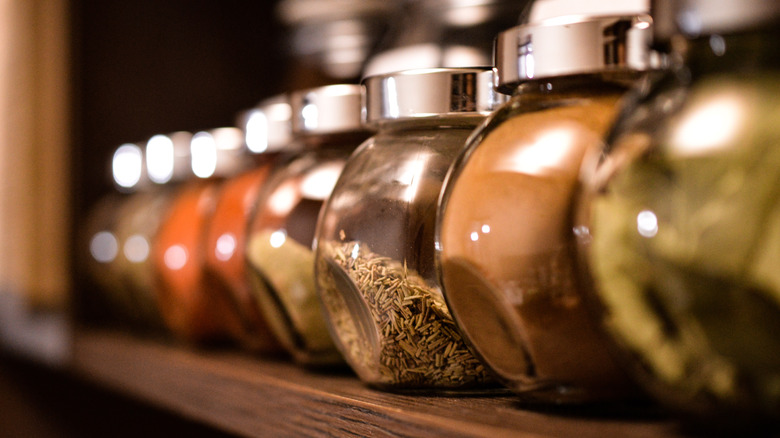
xmin=71 ymin=328 xmax=691 ymax=438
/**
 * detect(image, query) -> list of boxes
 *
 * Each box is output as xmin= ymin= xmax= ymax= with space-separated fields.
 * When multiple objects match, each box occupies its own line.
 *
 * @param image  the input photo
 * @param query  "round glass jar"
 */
xmin=436 ymin=12 xmax=655 ymax=403
xmin=151 ymin=127 xmax=249 ymax=343
xmin=80 ymin=143 xmax=147 ymax=325
xmin=245 ymin=85 xmax=369 ymax=366
xmin=81 ymin=195 xmax=130 ymax=322
xmin=202 ymin=96 xmax=294 ymax=352
xmin=315 ymin=68 xmax=502 ymax=390
xmin=575 ymin=0 xmax=780 ymax=425
xmin=108 ymin=132 xmax=193 ymax=331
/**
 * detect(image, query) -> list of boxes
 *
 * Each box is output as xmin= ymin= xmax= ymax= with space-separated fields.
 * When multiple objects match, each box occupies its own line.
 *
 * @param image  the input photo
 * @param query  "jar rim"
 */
xmin=495 ymin=14 xmax=657 ymax=94
xmin=362 ymin=67 xmax=506 ymax=125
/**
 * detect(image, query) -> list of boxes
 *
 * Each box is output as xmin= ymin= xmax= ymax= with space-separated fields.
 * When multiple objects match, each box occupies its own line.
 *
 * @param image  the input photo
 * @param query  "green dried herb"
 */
xmin=318 ymin=240 xmax=491 ymax=387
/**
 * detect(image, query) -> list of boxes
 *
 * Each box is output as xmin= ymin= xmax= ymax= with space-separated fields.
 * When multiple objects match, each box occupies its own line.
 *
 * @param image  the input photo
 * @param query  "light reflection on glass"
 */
xmin=572 ymin=225 xmax=591 ymax=244
xmin=501 ymin=129 xmax=574 ymax=175
xmin=470 ymin=231 xmax=479 ymax=242
xmin=481 ymin=224 xmax=491 ymax=234
xmin=164 ymin=244 xmax=188 ymax=270
xmin=637 ymin=210 xmax=659 ymax=238
xmin=709 ymin=35 xmax=726 ymax=56
xmin=113 ymin=143 xmax=143 ymax=188
xmin=300 ymin=162 xmax=344 ymax=200
xmin=670 ymin=93 xmax=745 ymax=156
xmin=396 ymin=154 xmax=430 ymax=202
xmin=124 ymin=234 xmax=150 ymax=263
xmin=215 ymin=233 xmax=237 ymax=261
xmin=146 ymin=134 xmax=175 ymax=184
xmin=90 ymin=231 xmax=118 ymax=263
xmin=269 ymin=230 xmax=287 ymax=249
xmin=191 ymin=131 xmax=218 ymax=178
xmin=267 ymin=183 xmax=299 ymax=216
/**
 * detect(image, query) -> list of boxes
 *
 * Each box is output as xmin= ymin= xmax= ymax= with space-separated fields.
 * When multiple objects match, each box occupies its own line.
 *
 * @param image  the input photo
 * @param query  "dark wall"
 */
xmin=69 ymin=0 xmax=287 ymax=320
xmin=70 ymin=0 xmax=286 ymax=220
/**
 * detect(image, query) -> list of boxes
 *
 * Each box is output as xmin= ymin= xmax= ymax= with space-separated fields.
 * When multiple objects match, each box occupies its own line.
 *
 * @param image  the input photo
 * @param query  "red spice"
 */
xmin=152 ymin=181 xmax=245 ymax=343
xmin=204 ymin=165 xmax=284 ymax=352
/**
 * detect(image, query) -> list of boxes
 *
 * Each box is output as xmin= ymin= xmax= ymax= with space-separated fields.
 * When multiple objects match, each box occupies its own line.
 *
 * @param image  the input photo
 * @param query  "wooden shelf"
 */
xmin=70 ymin=328 xmax=692 ymax=438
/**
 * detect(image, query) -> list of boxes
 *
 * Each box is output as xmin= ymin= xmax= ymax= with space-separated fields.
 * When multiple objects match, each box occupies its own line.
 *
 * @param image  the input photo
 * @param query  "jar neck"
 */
xmin=511 ymin=74 xmax=639 ymax=100
xmin=298 ymin=130 xmax=372 ymax=151
xmin=679 ymin=26 xmax=780 ymax=77
xmin=371 ymin=115 xmax=486 ymax=133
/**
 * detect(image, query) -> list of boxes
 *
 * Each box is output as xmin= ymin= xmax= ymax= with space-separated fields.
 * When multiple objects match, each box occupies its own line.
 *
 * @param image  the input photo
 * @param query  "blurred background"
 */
xmin=0 ymin=0 xmax=529 ymax=434
xmin=0 ymin=0 xmax=283 ymax=434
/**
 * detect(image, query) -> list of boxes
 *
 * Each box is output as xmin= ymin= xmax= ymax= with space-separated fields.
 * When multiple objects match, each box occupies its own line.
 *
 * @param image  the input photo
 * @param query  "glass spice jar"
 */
xmin=202 ymin=96 xmax=294 ymax=352
xmin=151 ymin=127 xmax=250 ymax=343
xmin=245 ymin=84 xmax=369 ymax=366
xmin=436 ymin=8 xmax=656 ymax=402
xmin=314 ymin=68 xmax=503 ymax=390
xmin=79 ymin=143 xmax=146 ymax=324
xmin=574 ymin=0 xmax=780 ymax=426
xmin=108 ymin=132 xmax=193 ymax=331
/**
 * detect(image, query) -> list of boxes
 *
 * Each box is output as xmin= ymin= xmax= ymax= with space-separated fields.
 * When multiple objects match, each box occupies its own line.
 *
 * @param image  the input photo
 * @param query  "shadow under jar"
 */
xmin=436 ymin=11 xmax=656 ymax=403
xmin=575 ymin=0 xmax=780 ymax=427
xmin=315 ymin=68 xmax=503 ymax=390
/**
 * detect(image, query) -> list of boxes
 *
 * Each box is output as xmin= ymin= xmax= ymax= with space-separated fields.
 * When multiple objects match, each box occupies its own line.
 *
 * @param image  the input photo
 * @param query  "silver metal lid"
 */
xmin=112 ymin=143 xmax=147 ymax=192
xmin=190 ymin=127 xmax=248 ymax=179
xmin=495 ymin=14 xmax=654 ymax=93
xmin=238 ymin=95 xmax=293 ymax=154
xmin=145 ymin=131 xmax=193 ymax=185
xmin=363 ymin=67 xmax=504 ymax=125
xmin=290 ymin=84 xmax=364 ymax=136
xmin=652 ymin=0 xmax=780 ymax=41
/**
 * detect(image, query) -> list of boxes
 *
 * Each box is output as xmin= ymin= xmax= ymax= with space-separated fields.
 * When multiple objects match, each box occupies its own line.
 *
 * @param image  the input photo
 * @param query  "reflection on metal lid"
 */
xmin=191 ymin=131 xmax=218 ymax=179
xmin=113 ymin=143 xmax=143 ymax=189
xmin=147 ymin=134 xmax=175 ymax=184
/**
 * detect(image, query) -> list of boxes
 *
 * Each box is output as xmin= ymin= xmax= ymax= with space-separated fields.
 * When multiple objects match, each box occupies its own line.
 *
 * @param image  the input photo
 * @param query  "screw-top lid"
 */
xmin=238 ymin=95 xmax=293 ymax=154
xmin=145 ymin=131 xmax=193 ymax=185
xmin=290 ymin=84 xmax=364 ymax=136
xmin=363 ymin=67 xmax=504 ymax=125
xmin=651 ymin=0 xmax=780 ymax=43
xmin=190 ymin=127 xmax=248 ymax=179
xmin=495 ymin=13 xmax=654 ymax=94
